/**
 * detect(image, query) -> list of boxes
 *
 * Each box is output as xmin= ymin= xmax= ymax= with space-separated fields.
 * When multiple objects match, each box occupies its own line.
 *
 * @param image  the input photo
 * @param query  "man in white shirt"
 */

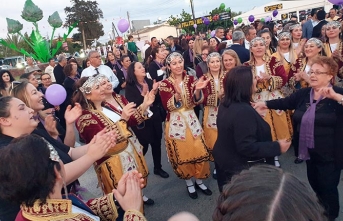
xmin=243 ymin=26 xmax=256 ymax=50
xmin=44 ymin=58 xmax=56 ymax=82
xmin=81 ymin=51 xmax=119 ymax=89
xmin=141 ymin=40 xmax=150 ymax=61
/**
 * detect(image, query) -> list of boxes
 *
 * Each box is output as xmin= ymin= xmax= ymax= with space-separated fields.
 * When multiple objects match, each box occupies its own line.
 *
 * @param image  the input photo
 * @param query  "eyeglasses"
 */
xmin=9 ymin=81 xmax=22 ymax=95
xmin=42 ymin=77 xmax=51 ymax=81
xmin=309 ymin=70 xmax=328 ymax=75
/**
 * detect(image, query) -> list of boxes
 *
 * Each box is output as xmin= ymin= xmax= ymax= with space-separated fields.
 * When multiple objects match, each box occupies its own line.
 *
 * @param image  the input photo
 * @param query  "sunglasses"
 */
xmin=9 ymin=81 xmax=22 ymax=95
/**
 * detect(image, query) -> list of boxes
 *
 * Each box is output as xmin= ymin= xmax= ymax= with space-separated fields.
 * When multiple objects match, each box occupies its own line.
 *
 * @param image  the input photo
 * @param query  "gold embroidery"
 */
xmin=87 ymin=193 xmax=118 ymax=221
xmin=124 ymin=209 xmax=147 ymax=221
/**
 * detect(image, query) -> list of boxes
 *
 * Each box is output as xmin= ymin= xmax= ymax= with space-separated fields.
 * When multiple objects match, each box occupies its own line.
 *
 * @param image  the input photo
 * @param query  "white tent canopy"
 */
xmin=233 ymin=0 xmax=334 ymax=24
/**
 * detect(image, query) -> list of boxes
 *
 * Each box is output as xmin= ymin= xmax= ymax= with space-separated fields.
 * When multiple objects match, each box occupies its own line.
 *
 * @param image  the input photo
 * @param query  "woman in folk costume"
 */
xmin=74 ymin=74 xmax=155 ymax=204
xmin=272 ymin=32 xmax=298 ymax=97
xmin=159 ymin=52 xmax=213 ymax=199
xmin=244 ymin=37 xmax=293 ymax=167
xmin=289 ymin=38 xmax=324 ymax=91
xmin=323 ymin=21 xmax=343 ymax=87
xmin=201 ymin=52 xmax=225 ymax=179
xmin=0 ymin=134 xmax=147 ymax=221
xmin=289 ymin=23 xmax=306 ymax=57
xmin=257 ymin=29 xmax=276 ymax=56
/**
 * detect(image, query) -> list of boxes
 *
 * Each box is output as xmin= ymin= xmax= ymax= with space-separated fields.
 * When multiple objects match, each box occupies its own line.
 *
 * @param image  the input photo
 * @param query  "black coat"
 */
xmin=312 ymin=20 xmax=328 ymax=38
xmin=267 ymin=87 xmax=343 ymax=168
xmin=213 ymin=102 xmax=281 ymax=190
xmin=168 ymin=44 xmax=183 ymax=54
xmin=225 ymin=44 xmax=250 ymax=64
xmin=183 ymin=49 xmax=194 ymax=69
xmin=105 ymin=60 xmax=125 ymax=94
xmin=53 ymin=64 xmax=66 ymax=85
xmin=125 ymin=79 xmax=163 ymax=144
xmin=148 ymin=61 xmax=165 ymax=82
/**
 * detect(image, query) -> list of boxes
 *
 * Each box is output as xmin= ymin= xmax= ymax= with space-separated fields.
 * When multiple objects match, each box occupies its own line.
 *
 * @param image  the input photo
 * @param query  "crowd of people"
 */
xmin=0 ymin=6 xmax=343 ymax=221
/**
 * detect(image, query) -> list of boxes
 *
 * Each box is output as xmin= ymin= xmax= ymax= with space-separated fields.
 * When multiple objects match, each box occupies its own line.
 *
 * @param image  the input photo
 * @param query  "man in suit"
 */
xmin=223 ymin=31 xmax=250 ymax=63
xmin=302 ymin=9 xmax=318 ymax=39
xmin=166 ymin=36 xmax=182 ymax=53
xmin=214 ymin=26 xmax=225 ymax=45
xmin=243 ymin=26 xmax=257 ymax=50
xmin=312 ymin=10 xmax=328 ymax=38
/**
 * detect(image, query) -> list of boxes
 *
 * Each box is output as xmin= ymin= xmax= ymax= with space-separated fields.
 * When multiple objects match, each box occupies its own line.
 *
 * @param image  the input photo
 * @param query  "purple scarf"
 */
xmin=122 ymin=68 xmax=128 ymax=80
xmin=298 ymin=88 xmax=324 ymax=160
xmin=189 ymin=49 xmax=193 ymax=62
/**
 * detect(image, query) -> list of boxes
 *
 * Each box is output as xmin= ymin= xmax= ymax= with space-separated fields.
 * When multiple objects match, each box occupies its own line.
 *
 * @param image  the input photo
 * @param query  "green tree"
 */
xmin=168 ymin=9 xmax=193 ymax=33
xmin=0 ymin=33 xmax=34 ymax=57
xmin=64 ymin=0 xmax=104 ymax=48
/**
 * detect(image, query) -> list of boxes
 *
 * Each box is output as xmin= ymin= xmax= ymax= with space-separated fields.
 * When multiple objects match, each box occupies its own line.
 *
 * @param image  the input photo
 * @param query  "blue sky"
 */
xmin=0 ymin=0 xmax=274 ymax=42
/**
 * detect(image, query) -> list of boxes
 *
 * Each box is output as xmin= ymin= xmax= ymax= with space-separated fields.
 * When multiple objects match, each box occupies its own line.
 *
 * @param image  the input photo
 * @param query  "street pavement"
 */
xmin=79 ymin=142 xmax=343 ymax=221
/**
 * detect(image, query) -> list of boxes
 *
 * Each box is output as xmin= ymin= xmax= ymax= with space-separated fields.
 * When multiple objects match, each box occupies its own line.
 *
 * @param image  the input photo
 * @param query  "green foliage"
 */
xmin=64 ymin=0 xmax=104 ymax=47
xmin=168 ymin=9 xmax=193 ymax=33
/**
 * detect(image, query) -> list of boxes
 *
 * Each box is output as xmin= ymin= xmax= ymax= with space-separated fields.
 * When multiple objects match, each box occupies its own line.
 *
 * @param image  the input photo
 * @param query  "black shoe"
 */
xmin=143 ymin=198 xmax=155 ymax=205
xmin=187 ymin=185 xmax=198 ymax=199
xmin=294 ymin=157 xmax=304 ymax=164
xmin=195 ymin=182 xmax=212 ymax=195
xmin=154 ymin=168 xmax=169 ymax=178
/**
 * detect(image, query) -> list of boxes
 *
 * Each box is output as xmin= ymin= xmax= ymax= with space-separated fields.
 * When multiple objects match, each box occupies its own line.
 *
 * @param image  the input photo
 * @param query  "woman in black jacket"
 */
xmin=125 ymin=61 xmax=169 ymax=179
xmin=213 ymin=66 xmax=290 ymax=192
xmin=147 ymin=47 xmax=167 ymax=82
xmin=253 ymin=56 xmax=343 ymax=221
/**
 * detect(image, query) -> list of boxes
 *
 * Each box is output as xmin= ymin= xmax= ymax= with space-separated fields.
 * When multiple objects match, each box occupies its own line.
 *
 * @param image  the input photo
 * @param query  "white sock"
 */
xmin=185 ymin=179 xmax=195 ymax=192
xmin=213 ymin=169 xmax=216 ymax=174
xmin=195 ymin=179 xmax=207 ymax=190
xmin=274 ymin=156 xmax=280 ymax=167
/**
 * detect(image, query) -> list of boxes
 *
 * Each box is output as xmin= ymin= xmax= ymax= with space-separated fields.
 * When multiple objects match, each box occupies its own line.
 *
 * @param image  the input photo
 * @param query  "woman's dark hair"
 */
xmin=217 ymin=42 xmax=227 ymax=53
xmin=126 ymin=61 xmax=140 ymax=86
xmin=0 ymin=70 xmax=15 ymax=90
xmin=72 ymin=77 xmax=96 ymax=110
xmin=82 ymin=58 xmax=90 ymax=69
xmin=63 ymin=63 xmax=74 ymax=77
xmin=106 ymin=51 xmax=114 ymax=63
xmin=180 ymin=39 xmax=188 ymax=51
xmin=213 ymin=165 xmax=327 ymax=221
xmin=0 ymin=134 xmax=61 ymax=207
xmin=257 ymin=29 xmax=276 ymax=53
xmin=19 ymin=72 xmax=33 ymax=80
xmin=147 ymin=47 xmax=162 ymax=67
xmin=120 ymin=55 xmax=130 ymax=63
xmin=222 ymin=66 xmax=254 ymax=107
xmin=0 ymin=96 xmax=13 ymax=133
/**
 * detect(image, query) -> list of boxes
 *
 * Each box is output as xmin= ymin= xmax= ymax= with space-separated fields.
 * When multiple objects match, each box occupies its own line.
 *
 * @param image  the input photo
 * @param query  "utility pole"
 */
xmin=127 ymin=11 xmax=132 ymax=34
xmin=81 ymin=22 xmax=87 ymax=50
xmin=190 ymin=0 xmax=196 ymax=32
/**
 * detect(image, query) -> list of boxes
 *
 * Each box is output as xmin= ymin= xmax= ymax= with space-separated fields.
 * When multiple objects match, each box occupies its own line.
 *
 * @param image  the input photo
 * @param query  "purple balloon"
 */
xmin=265 ymin=16 xmax=271 ymax=22
xmin=204 ymin=18 xmax=210 ymax=26
xmin=211 ymin=30 xmax=216 ymax=37
xmin=233 ymin=19 xmax=238 ymax=25
xmin=45 ymin=84 xmax=67 ymax=106
xmin=193 ymin=24 xmax=197 ymax=29
xmin=329 ymin=0 xmax=343 ymax=4
xmin=248 ymin=15 xmax=255 ymax=23
xmin=272 ymin=9 xmax=278 ymax=17
xmin=117 ymin=19 xmax=130 ymax=33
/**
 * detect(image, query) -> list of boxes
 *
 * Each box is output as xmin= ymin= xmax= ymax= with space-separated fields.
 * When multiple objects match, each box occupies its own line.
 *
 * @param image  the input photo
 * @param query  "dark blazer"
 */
xmin=125 ymin=79 xmax=163 ymax=144
xmin=53 ymin=64 xmax=66 ymax=85
xmin=302 ymin=19 xmax=314 ymax=39
xmin=143 ymin=46 xmax=153 ymax=64
xmin=224 ymin=44 xmax=250 ymax=64
xmin=213 ymin=102 xmax=281 ymax=190
xmin=182 ymin=49 xmax=194 ymax=69
xmin=148 ymin=61 xmax=165 ymax=82
xmin=312 ymin=20 xmax=328 ymax=38
xmin=266 ymin=87 xmax=343 ymax=168
xmin=168 ymin=44 xmax=183 ymax=54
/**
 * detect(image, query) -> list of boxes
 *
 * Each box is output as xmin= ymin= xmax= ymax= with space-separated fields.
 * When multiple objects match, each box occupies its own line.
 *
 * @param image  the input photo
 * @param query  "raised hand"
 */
xmin=259 ymin=71 xmax=270 ymax=81
xmin=143 ymin=90 xmax=156 ymax=108
xmin=86 ymin=129 xmax=116 ymax=161
xmin=332 ymin=49 xmax=341 ymax=59
xmin=278 ymin=139 xmax=291 ymax=153
xmin=44 ymin=115 xmax=59 ymax=138
xmin=65 ymin=103 xmax=82 ymax=125
xmin=195 ymin=76 xmax=210 ymax=90
xmin=300 ymin=71 xmax=310 ymax=83
xmin=173 ymin=79 xmax=182 ymax=94
xmin=121 ymin=102 xmax=137 ymax=121
xmin=116 ymin=170 xmax=145 ymax=196
xmin=152 ymin=80 xmax=160 ymax=92
xmin=318 ymin=87 xmax=340 ymax=100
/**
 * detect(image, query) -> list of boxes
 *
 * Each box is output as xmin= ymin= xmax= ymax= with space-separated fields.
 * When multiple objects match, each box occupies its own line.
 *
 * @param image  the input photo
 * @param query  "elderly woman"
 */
xmin=0 ymin=94 xmax=114 ymax=220
xmin=0 ymin=70 xmax=15 ymax=96
xmin=254 ymin=56 xmax=343 ymax=221
xmin=323 ymin=21 xmax=343 ymax=87
xmin=213 ymin=66 xmax=290 ymax=191
xmin=74 ymin=74 xmax=154 ymax=204
xmin=0 ymin=134 xmax=146 ymax=221
xmin=244 ymin=37 xmax=293 ymax=167
xmin=125 ymin=61 xmax=169 ymax=178
xmin=159 ymin=52 xmax=212 ymax=199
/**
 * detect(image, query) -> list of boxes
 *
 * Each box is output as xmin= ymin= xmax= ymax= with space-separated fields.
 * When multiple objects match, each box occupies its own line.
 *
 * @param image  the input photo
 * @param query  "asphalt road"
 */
xmin=79 ymin=142 xmax=343 ymax=221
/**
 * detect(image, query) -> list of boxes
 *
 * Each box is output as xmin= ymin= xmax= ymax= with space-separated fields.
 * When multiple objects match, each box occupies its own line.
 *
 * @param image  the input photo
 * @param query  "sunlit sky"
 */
xmin=0 ymin=0 xmax=281 ymax=42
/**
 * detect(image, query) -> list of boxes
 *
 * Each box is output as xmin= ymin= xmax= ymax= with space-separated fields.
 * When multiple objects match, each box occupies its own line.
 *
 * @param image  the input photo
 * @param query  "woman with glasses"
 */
xmin=195 ymin=46 xmax=214 ymax=78
xmin=159 ymin=52 xmax=212 ymax=199
xmin=253 ymin=56 xmax=343 ymax=221
xmin=244 ymin=37 xmax=292 ymax=168
xmin=74 ymin=74 xmax=154 ymax=204
xmin=0 ymin=134 xmax=146 ymax=221
xmin=0 ymin=70 xmax=15 ymax=96
xmin=0 ymin=93 xmax=115 ymax=220
xmin=323 ymin=21 xmax=343 ymax=87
